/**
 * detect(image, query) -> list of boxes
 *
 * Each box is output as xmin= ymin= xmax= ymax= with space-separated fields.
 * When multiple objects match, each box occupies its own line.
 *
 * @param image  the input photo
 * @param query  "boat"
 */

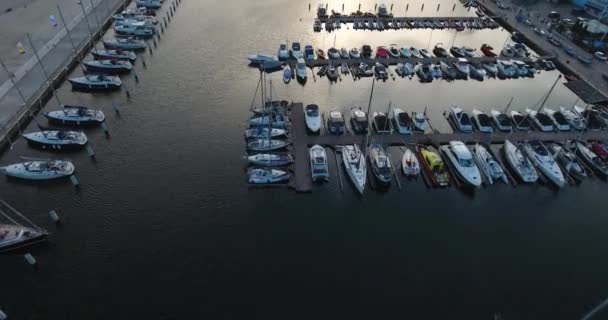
xmin=317 ymin=3 xmax=328 ymax=18
xmin=419 ymin=146 xmax=449 ymax=187
xmin=374 ymin=62 xmax=388 ymax=80
xmin=453 ymin=58 xmax=470 ymax=79
xmin=373 ymin=112 xmax=392 ymax=133
xmin=591 ymin=142 xmax=608 ymax=161
xmin=481 ymin=62 xmax=498 ymax=77
xmin=510 ymin=110 xmax=532 ymax=131
xmin=249 ymin=113 xmax=289 ymax=129
xmin=512 ymin=60 xmax=529 ymax=77
xmin=342 ymin=145 xmax=366 ymax=194
xmin=316 ymin=49 xmax=327 ymax=59
xmin=134 ymin=0 xmax=161 ymax=9
xmin=440 ymin=141 xmax=482 ymax=187
xmin=522 ymin=141 xmax=565 ymax=188
xmin=543 ymin=108 xmax=570 ymax=131
xmin=113 ymin=22 xmax=154 ymax=38
xmin=560 ymin=107 xmax=586 ymax=130
xmin=103 ymin=38 xmax=147 ymax=51
xmin=278 ymin=41 xmax=289 ymax=60
xmin=310 ymin=145 xmax=329 ymax=182
xmin=501 ymin=45 xmax=516 ymax=58
xmin=409 ymin=47 xmax=422 ymax=58
xmin=22 ymin=130 xmax=87 ymax=150
xmin=431 ymin=64 xmax=442 ymax=78
xmin=450 ymin=46 xmax=466 ymax=58
xmin=433 ymin=43 xmax=449 ymax=57
xmin=420 ymin=48 xmax=432 ymax=58
xmin=480 ymin=44 xmax=497 ymax=57
xmin=449 ymin=105 xmax=473 ymax=133
xmin=376 ymin=46 xmax=390 ymax=59
xmin=401 ymin=147 xmax=420 ymax=176
xmin=400 ymin=47 xmax=412 ymax=58
xmin=83 ymin=60 xmax=133 ymax=74
xmin=547 ymin=142 xmax=587 ymax=182
xmin=282 ymin=65 xmax=292 ymax=84
xmin=439 ymin=61 xmax=457 ymax=80
xmin=574 ymin=141 xmax=608 ymax=177
xmin=247 ymin=138 xmax=289 ymax=151
xmin=361 ymin=45 xmax=372 ymax=58
xmin=247 ymin=154 xmax=293 ymax=167
xmin=304 ymin=45 xmax=315 ymax=60
xmin=388 ymin=44 xmax=400 ymax=58
xmin=328 ymin=47 xmax=340 ymax=59
xmin=395 ymin=63 xmax=414 ymax=77
xmin=291 ymin=42 xmax=302 ymax=59
xmin=526 ymin=108 xmax=554 ymax=132
xmin=68 ymin=75 xmax=121 ymax=91
xmin=247 ymin=168 xmax=289 ymax=184
xmin=247 ymin=54 xmax=281 ymax=69
xmin=91 ymin=49 xmax=136 ymax=62
xmin=44 ymin=105 xmax=105 ymax=126
xmin=349 ymin=48 xmax=361 ymax=59
xmin=412 ymin=112 xmax=426 ymax=132
xmin=416 ymin=63 xmax=433 ymax=82
xmin=463 ymin=46 xmax=481 ymax=58
xmin=1 ymin=159 xmax=75 ymax=180
xmin=503 ymin=140 xmax=538 ymax=183
xmin=339 ymin=48 xmax=349 ymax=59
xmin=392 ymin=108 xmax=412 ymax=134
xmin=0 ymin=222 xmax=48 ymax=252
xmin=469 ymin=62 xmax=486 ymax=81
xmin=326 ymin=63 xmax=339 ymax=81
xmin=497 ymin=60 xmax=517 ymax=79
xmin=359 ymin=62 xmax=374 ymax=77
xmin=513 ymin=43 xmax=529 ymax=57
xmin=305 ymin=104 xmax=321 ymax=133
xmin=368 ymin=143 xmax=393 ymax=186
xmin=472 ymin=109 xmax=493 ymax=133
xmin=490 ymin=109 xmax=513 ymax=132
xmin=472 ymin=143 xmax=508 ymax=185
xmin=574 ymin=106 xmax=603 ymax=130
xmin=295 ymin=58 xmax=307 ymax=82
xmin=327 ymin=110 xmax=346 ymax=135
xmin=350 ymin=108 xmax=368 ymax=134
xmin=244 ymin=127 xmax=287 ymax=139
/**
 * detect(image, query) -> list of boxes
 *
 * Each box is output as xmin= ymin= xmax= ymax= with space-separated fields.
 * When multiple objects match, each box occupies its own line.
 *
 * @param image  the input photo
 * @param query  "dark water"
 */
xmin=1 ymin=0 xmax=608 ymax=319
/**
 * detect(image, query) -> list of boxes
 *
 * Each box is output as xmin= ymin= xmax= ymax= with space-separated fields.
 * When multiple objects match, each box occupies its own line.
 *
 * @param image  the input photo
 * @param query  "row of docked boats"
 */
xmin=317 ymin=16 xmax=499 ymax=32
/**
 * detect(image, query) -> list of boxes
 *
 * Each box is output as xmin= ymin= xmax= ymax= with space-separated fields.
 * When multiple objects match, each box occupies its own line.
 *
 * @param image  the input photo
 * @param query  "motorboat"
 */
xmin=134 ymin=0 xmax=161 ymax=9
xmin=469 ymin=62 xmax=486 ymax=81
xmin=249 ymin=113 xmax=289 ymax=128
xmin=472 ymin=143 xmax=508 ymax=185
xmin=510 ymin=110 xmax=532 ymax=131
xmin=368 ymin=143 xmax=393 ymax=186
xmin=278 ymin=41 xmax=289 ymax=60
xmin=244 ymin=127 xmax=287 ymax=139
xmin=359 ymin=62 xmax=374 ymax=77
xmin=316 ymin=49 xmax=327 ymax=59
xmin=328 ymin=47 xmax=340 ymax=59
xmin=522 ymin=141 xmax=566 ymax=188
xmin=282 ymin=65 xmax=292 ymax=84
xmin=409 ymin=47 xmax=422 ymax=58
xmin=310 ymin=145 xmax=329 ymax=182
xmin=326 ymin=63 xmax=339 ymax=81
xmin=433 ymin=43 xmax=449 ymax=57
xmin=0 ymin=223 xmax=48 ymax=253
xmin=389 ymin=44 xmax=400 ymax=58
xmin=480 ymin=44 xmax=497 ymax=57
xmin=416 ymin=63 xmax=433 ymax=82
xmin=22 ymin=130 xmax=87 ymax=150
xmin=449 ymin=105 xmax=473 ymax=133
xmin=513 ymin=60 xmax=529 ymax=77
xmin=412 ymin=112 xmax=426 ymax=132
xmin=431 ymin=65 xmax=442 ymax=78
xmin=419 ymin=146 xmax=449 ymax=187
xmin=305 ymin=104 xmax=321 ymax=133
xmin=68 ymin=75 xmax=121 ymax=91
xmin=525 ymin=108 xmax=554 ymax=132
xmin=472 ymin=109 xmax=493 ymax=133
xmin=349 ymin=48 xmax=361 ymax=59
xmin=395 ymin=63 xmax=414 ymax=77
xmin=439 ymin=61 xmax=457 ymax=80
xmin=247 ymin=138 xmax=289 ymax=152
xmin=490 ymin=109 xmax=513 ymax=132
xmin=373 ymin=112 xmax=392 ymax=133
xmin=350 ymin=108 xmax=368 ymax=134
xmin=501 ymin=45 xmax=516 ymax=58
xmin=481 ymin=62 xmax=498 ymax=77
xmin=339 ymin=48 xmax=350 ymax=59
xmin=513 ymin=43 xmax=529 ymax=57
xmin=420 ymin=48 xmax=432 ymax=58
xmin=575 ymin=141 xmax=608 ymax=177
xmin=291 ymin=42 xmax=302 ymax=59
xmin=44 ymin=105 xmax=105 ymax=126
xmin=327 ymin=110 xmax=346 ymax=135
xmin=440 ymin=141 xmax=482 ymax=187
xmin=91 ymin=49 xmax=136 ymax=62
xmin=295 ymin=58 xmax=307 ymax=82
xmin=401 ymin=147 xmax=420 ymax=177
xmin=374 ymin=62 xmax=388 ymax=80
xmin=497 ymin=60 xmax=517 ymax=79
xmin=247 ymin=53 xmax=281 ymax=69
xmin=83 ymin=60 xmax=133 ymax=74
xmin=392 ymin=108 xmax=412 ymax=134
xmin=304 ymin=45 xmax=315 ymax=60
xmin=247 ymin=168 xmax=289 ymax=184
xmin=560 ymin=107 xmax=586 ymax=130
xmin=342 ymin=144 xmax=366 ymax=194
xmin=400 ymin=47 xmax=412 ymax=58
xmin=377 ymin=3 xmax=391 ymax=17
xmin=103 ymin=38 xmax=147 ymax=51
xmin=548 ymin=142 xmax=587 ymax=182
xmin=453 ymin=58 xmax=470 ymax=79
xmin=450 ymin=46 xmax=466 ymax=58
xmin=247 ymin=153 xmax=293 ymax=167
xmin=543 ymin=108 xmax=570 ymax=131
xmin=463 ymin=46 xmax=481 ymax=58
xmin=361 ymin=45 xmax=373 ymax=58
xmin=503 ymin=140 xmax=538 ymax=183
xmin=376 ymin=46 xmax=390 ymax=59
xmin=1 ymin=159 xmax=75 ymax=180
xmin=113 ymin=22 xmax=154 ymax=38
xmin=574 ymin=106 xmax=603 ymax=131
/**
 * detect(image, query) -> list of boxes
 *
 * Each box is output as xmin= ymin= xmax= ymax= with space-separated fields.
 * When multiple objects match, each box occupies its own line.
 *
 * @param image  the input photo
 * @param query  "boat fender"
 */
xmin=24 ymin=253 xmax=37 ymax=266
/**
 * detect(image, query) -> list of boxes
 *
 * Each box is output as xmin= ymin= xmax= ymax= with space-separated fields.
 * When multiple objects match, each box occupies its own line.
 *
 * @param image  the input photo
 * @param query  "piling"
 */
xmin=101 ymin=121 xmax=110 ymax=137
xmin=134 ymin=71 xmax=139 ymax=83
xmin=124 ymin=83 xmax=131 ymax=99
xmin=48 ymin=209 xmax=60 ymax=223
xmin=24 ymin=253 xmax=37 ymax=266
xmin=86 ymin=145 xmax=96 ymax=159
xmin=0 ymin=308 xmax=6 ymax=320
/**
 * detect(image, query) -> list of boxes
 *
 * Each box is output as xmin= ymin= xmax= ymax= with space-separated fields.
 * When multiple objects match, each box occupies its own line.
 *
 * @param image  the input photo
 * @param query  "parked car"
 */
xmin=595 ymin=51 xmax=608 ymax=61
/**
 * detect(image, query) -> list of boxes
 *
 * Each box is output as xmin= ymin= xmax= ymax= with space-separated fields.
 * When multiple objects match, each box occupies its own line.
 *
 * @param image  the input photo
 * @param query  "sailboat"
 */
xmin=0 ymin=200 xmax=48 ymax=252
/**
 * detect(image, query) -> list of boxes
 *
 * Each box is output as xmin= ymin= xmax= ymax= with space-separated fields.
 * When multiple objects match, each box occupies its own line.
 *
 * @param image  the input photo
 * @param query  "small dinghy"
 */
xmin=247 ymin=153 xmax=293 ymax=167
xmin=91 ymin=49 xmax=136 ymax=62
xmin=23 ymin=130 xmax=87 ymax=150
xmin=472 ymin=143 xmax=508 ymax=185
xmin=503 ymin=139 xmax=538 ymax=183
xmin=247 ymin=138 xmax=289 ymax=151
xmin=68 ymin=75 xmax=121 ymax=91
xmin=548 ymin=142 xmax=587 ymax=182
xmin=522 ymin=141 xmax=566 ymax=188
xmin=490 ymin=110 xmax=513 ymax=132
xmin=282 ymin=65 xmax=292 ymax=84
xmin=103 ymin=38 xmax=147 ymax=51
xmin=244 ymin=127 xmax=287 ymax=139
xmin=401 ymin=147 xmax=420 ymax=177
xmin=342 ymin=145 xmax=366 ymax=194
xmin=44 ymin=105 xmax=105 ymax=126
xmin=472 ymin=109 xmax=493 ymax=133
xmin=1 ymin=159 xmax=75 ymax=180
xmin=388 ymin=44 xmax=401 ymax=58
xmin=247 ymin=168 xmax=289 ymax=184
xmin=83 ymin=60 xmax=133 ymax=74
xmin=310 ymin=145 xmax=329 ymax=182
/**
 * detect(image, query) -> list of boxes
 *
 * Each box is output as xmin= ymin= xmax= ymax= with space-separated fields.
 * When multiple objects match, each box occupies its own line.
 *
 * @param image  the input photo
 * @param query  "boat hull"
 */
xmin=68 ymin=79 xmax=121 ymax=92
xmin=23 ymin=135 xmax=87 ymax=151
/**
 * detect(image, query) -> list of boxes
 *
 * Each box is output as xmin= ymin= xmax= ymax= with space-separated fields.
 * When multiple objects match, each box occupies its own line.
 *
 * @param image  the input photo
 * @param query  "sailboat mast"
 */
xmin=362 ymin=77 xmax=376 ymax=151
xmin=537 ymin=74 xmax=562 ymax=113
xmin=504 ymin=97 xmax=514 ymax=113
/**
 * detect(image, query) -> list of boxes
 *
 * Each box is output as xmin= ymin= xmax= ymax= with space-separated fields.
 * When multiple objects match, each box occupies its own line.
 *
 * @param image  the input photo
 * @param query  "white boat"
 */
xmin=304 ymin=45 xmax=315 ymax=60
xmin=472 ymin=143 xmax=508 ymax=185
xmin=327 ymin=110 xmax=346 ymax=135
xmin=350 ymin=108 xmax=368 ymax=134
xmin=282 ymin=65 xmax=292 ymax=84
xmin=291 ymin=42 xmax=302 ymax=59
xmin=342 ymin=144 xmax=366 ymax=194
xmin=449 ymin=105 xmax=473 ymax=133
xmin=543 ymin=108 xmax=570 ymax=131
xmin=453 ymin=58 xmax=470 ymax=79
xmin=22 ymin=130 xmax=87 ymax=150
xmin=244 ymin=127 xmax=287 ymax=139
xmin=247 ymin=154 xmax=293 ymax=167
xmin=560 ymin=107 xmax=587 ymax=130
xmin=392 ymin=108 xmax=412 ymax=134
xmin=247 ymin=168 xmax=289 ymax=184
xmin=310 ymin=145 xmax=329 ymax=182
xmin=401 ymin=147 xmax=420 ymax=177
xmin=368 ymin=143 xmax=393 ymax=186
xmin=440 ymin=141 xmax=482 ymax=187
xmin=0 ymin=223 xmax=48 ymax=252
xmin=574 ymin=141 xmax=608 ymax=178
xmin=134 ymin=0 xmax=161 ymax=9
xmin=548 ymin=142 xmax=587 ymax=182
xmin=522 ymin=141 xmax=565 ymax=188
xmin=247 ymin=54 xmax=281 ymax=69
xmin=296 ymin=58 xmax=307 ymax=82
xmin=490 ymin=109 xmax=513 ymax=132
xmin=349 ymin=48 xmax=361 ymax=59
xmin=247 ymin=138 xmax=289 ymax=151
xmin=1 ymin=159 xmax=74 ymax=180
xmin=412 ymin=112 xmax=426 ymax=132
xmin=278 ymin=41 xmax=289 ymax=60
xmin=463 ymin=46 xmax=481 ymax=58
xmin=472 ymin=109 xmax=493 ymax=133
xmin=399 ymin=47 xmax=412 ymax=58
xmin=510 ymin=110 xmax=532 ymax=131
xmin=113 ymin=22 xmax=154 ymax=37
xmin=497 ymin=60 xmax=517 ymax=78
xmin=249 ymin=114 xmax=289 ymax=128
xmin=305 ymin=104 xmax=321 ymax=133
xmin=503 ymin=140 xmax=538 ymax=183
xmin=525 ymin=108 xmax=554 ymax=132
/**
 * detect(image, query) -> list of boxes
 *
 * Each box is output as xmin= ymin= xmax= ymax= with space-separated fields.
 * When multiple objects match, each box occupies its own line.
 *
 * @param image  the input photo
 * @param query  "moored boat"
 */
xmin=472 ymin=109 xmax=493 ymax=133
xmin=327 ymin=110 xmax=346 ymax=135
xmin=392 ymin=108 xmax=412 ymax=134
xmin=574 ymin=141 xmax=608 ymax=177
xmin=401 ymin=147 xmax=420 ymax=177
xmin=419 ymin=145 xmax=449 ymax=187
xmin=526 ymin=108 xmax=554 ymax=132
xmin=305 ymin=104 xmax=321 ymax=133
xmin=23 ymin=130 xmax=87 ymax=150
xmin=1 ymin=159 xmax=75 ymax=180
xmin=68 ymin=75 xmax=121 ymax=91
xmin=103 ymin=38 xmax=147 ymax=51
xmin=543 ymin=108 xmax=570 ymax=131
xmin=547 ymin=142 xmax=587 ymax=182
xmin=503 ymin=139 xmax=538 ymax=183
xmin=368 ymin=143 xmax=393 ymax=186
xmin=510 ymin=110 xmax=532 ymax=131
xmin=91 ymin=49 xmax=136 ymax=62
xmin=44 ymin=105 xmax=105 ymax=126
xmin=440 ymin=141 xmax=482 ymax=187
xmin=412 ymin=112 xmax=427 ymax=132
xmin=472 ymin=143 xmax=508 ymax=185
xmin=83 ymin=60 xmax=133 ymax=74
xmin=490 ymin=109 xmax=513 ymax=132
xmin=350 ymin=108 xmax=368 ymax=134
xmin=310 ymin=145 xmax=329 ymax=182
xmin=247 ymin=153 xmax=293 ymax=167
xmin=522 ymin=141 xmax=565 ymax=188
xmin=342 ymin=145 xmax=366 ymax=194
xmin=449 ymin=105 xmax=473 ymax=133
xmin=247 ymin=138 xmax=289 ymax=151
xmin=561 ymin=107 xmax=587 ymax=130
xmin=247 ymin=168 xmax=289 ymax=184
xmin=244 ymin=127 xmax=287 ymax=139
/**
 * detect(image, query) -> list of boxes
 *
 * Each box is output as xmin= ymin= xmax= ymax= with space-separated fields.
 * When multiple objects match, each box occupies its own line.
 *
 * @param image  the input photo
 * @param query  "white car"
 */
xmin=594 ymin=51 xmax=608 ymax=61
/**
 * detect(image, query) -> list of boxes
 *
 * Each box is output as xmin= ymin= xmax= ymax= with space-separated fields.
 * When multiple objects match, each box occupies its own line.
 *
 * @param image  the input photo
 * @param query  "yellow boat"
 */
xmin=419 ymin=146 xmax=450 ymax=187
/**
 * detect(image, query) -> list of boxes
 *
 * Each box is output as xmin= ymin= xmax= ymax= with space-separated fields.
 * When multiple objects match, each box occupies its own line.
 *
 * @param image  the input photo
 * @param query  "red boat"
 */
xmin=376 ymin=46 xmax=389 ymax=59
xmin=481 ymin=44 xmax=497 ymax=57
xmin=591 ymin=142 xmax=608 ymax=161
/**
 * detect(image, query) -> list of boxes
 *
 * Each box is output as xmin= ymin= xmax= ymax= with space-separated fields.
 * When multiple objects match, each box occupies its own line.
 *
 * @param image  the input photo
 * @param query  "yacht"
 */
xmin=574 ymin=141 xmax=608 ymax=178
xmin=574 ymin=105 xmax=603 ymax=131
xmin=560 ymin=107 xmax=587 ymax=130
xmin=304 ymin=45 xmax=315 ymax=60
xmin=244 ymin=127 xmax=287 ymax=139
xmin=22 ymin=130 xmax=87 ymax=150
xmin=134 ymin=0 xmax=161 ymax=9
xmin=1 ymin=159 xmax=75 ymax=180
xmin=490 ymin=110 xmax=513 ymax=132
xmin=497 ymin=60 xmax=517 ymax=79
xmin=412 ymin=112 xmax=427 ymax=132
xmin=349 ymin=48 xmax=361 ymax=59
xmin=68 ymin=75 xmax=121 ymax=91
xmin=503 ymin=139 xmax=538 ymax=183
xmin=103 ymin=38 xmax=147 ymax=51
xmin=296 ymin=58 xmax=307 ymax=82
xmin=482 ymin=63 xmax=498 ymax=77
xmin=291 ymin=42 xmax=302 ymax=59
xmin=472 ymin=109 xmax=493 ymax=133
xmin=247 ymin=168 xmax=289 ymax=184
xmin=522 ymin=141 xmax=566 ymax=188
xmin=510 ymin=110 xmax=532 ymax=131
xmin=305 ymin=104 xmax=321 ymax=133
xmin=247 ymin=138 xmax=289 ymax=151
xmin=327 ymin=110 xmax=346 ymax=135
xmin=449 ymin=105 xmax=473 ymax=133
xmin=91 ymin=49 xmax=136 ymax=62
xmin=400 ymin=47 xmax=412 ymax=58
xmin=543 ymin=108 xmax=570 ymax=131
xmin=368 ymin=143 xmax=393 ymax=186
xmin=433 ymin=43 xmax=449 ymax=57
xmin=373 ymin=112 xmax=392 ymax=133
xmin=342 ymin=145 xmax=366 ymax=194
xmin=395 ymin=63 xmax=414 ymax=77
xmin=547 ymin=142 xmax=587 ymax=182
xmin=472 ymin=143 xmax=508 ymax=185
xmin=310 ymin=145 xmax=329 ymax=182
xmin=247 ymin=154 xmax=293 ymax=167
xmin=278 ymin=41 xmax=289 ymax=60
xmin=44 ymin=105 xmax=105 ymax=126
xmin=401 ymin=147 xmax=420 ymax=177
xmin=350 ymin=108 xmax=368 ymax=134
xmin=525 ymin=108 xmax=554 ymax=132
xmin=440 ymin=141 xmax=482 ymax=187
xmin=419 ymin=146 xmax=449 ymax=187
xmin=453 ymin=58 xmax=470 ymax=79
xmin=392 ymin=108 xmax=412 ymax=134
